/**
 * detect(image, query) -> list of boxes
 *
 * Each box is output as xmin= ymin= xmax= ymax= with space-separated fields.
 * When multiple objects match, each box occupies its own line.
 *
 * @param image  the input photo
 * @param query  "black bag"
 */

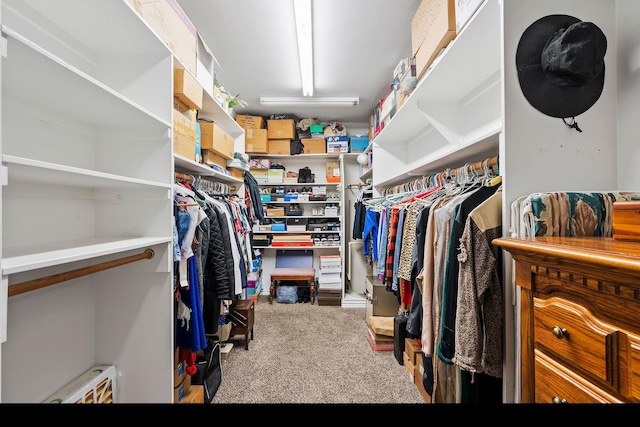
xmin=298 ymin=167 xmax=313 ymax=183
xmin=393 ymin=314 xmax=408 ymax=365
xmin=290 ymin=139 xmax=304 ymax=155
xmin=192 ymin=340 xmax=223 ymax=403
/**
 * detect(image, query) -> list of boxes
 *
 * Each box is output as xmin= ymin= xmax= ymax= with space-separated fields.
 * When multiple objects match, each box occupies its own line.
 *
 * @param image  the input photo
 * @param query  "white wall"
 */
xmin=616 ymin=0 xmax=640 ymax=189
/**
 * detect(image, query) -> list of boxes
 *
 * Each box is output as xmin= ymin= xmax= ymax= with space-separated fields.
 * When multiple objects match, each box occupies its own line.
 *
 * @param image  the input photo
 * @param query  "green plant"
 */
xmin=214 ymin=77 xmax=248 ymax=109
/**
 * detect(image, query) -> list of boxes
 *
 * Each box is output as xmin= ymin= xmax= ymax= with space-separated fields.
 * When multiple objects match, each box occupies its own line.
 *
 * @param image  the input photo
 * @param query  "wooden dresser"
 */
xmin=493 ymin=237 xmax=640 ymax=403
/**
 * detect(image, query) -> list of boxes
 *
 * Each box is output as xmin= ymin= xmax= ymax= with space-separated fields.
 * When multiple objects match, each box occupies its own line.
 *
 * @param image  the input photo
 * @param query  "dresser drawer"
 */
xmin=534 ymin=296 xmax=618 ymax=386
xmin=627 ymin=335 xmax=640 ymax=400
xmin=534 ymin=350 xmax=621 ymax=403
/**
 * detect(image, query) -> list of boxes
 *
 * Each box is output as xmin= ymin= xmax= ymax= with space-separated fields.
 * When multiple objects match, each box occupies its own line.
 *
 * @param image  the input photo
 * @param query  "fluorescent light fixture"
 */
xmin=294 ymin=0 xmax=313 ymax=96
xmin=260 ymin=96 xmax=360 ymax=107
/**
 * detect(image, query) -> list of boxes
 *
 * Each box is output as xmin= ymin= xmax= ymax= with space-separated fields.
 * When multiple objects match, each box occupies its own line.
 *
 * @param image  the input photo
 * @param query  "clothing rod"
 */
xmin=8 ymin=249 xmax=155 ymax=298
xmin=447 ymin=155 xmax=498 ymax=176
xmin=174 ymin=172 xmax=195 ymax=182
xmin=382 ymin=155 xmax=499 ymax=195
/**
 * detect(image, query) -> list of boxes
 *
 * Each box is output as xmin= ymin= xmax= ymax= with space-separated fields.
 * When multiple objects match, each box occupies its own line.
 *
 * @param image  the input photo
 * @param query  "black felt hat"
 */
xmin=516 ymin=14 xmax=607 ymax=120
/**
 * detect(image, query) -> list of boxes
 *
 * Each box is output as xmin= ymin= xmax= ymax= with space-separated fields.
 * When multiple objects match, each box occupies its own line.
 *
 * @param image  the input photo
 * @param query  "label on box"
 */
xmin=325 ymin=135 xmax=348 ymax=143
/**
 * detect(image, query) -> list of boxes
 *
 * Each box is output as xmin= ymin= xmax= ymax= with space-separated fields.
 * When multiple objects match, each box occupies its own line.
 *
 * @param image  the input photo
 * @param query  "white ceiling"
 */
xmin=176 ymin=0 xmax=421 ymax=125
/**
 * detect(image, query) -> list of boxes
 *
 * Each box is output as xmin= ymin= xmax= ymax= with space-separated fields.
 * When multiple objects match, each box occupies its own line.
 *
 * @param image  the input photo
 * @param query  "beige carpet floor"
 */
xmin=211 ymin=295 xmax=427 ymax=404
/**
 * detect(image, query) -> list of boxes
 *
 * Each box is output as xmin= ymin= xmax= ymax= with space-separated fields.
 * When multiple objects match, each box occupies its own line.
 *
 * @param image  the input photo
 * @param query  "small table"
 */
xmin=228 ymin=299 xmax=255 ymax=350
xmin=269 ymin=268 xmax=316 ymax=305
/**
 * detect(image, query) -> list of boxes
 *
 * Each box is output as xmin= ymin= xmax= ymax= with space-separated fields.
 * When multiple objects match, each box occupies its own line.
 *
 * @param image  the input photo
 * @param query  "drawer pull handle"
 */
xmin=551 ymin=396 xmax=568 ymax=404
xmin=551 ymin=325 xmax=568 ymax=339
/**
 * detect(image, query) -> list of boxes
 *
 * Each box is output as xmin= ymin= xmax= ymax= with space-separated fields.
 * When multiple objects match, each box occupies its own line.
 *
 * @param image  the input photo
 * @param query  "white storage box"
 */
xmin=320 ymin=255 xmax=342 ymax=269
xmin=267 ymin=169 xmax=285 ymax=183
xmin=44 ymin=365 xmax=116 ymax=404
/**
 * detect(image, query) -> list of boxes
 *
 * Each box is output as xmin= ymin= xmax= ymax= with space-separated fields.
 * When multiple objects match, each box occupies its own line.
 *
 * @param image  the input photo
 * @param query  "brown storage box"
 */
xmin=266 ymin=207 xmax=285 ymax=216
xmin=236 ymin=114 xmax=265 ymax=130
xmin=613 ymin=201 xmax=640 ymax=241
xmin=268 ymin=139 xmax=291 ymax=154
xmin=173 ymin=373 xmax=191 ymax=403
xmin=413 ymin=356 xmax=432 ymax=403
xmin=403 ymin=351 xmax=415 ymax=380
xmin=301 ymin=138 xmax=326 ymax=154
xmin=173 ymin=99 xmax=197 ymax=139
xmin=411 ymin=0 xmax=457 ymax=79
xmin=228 ymin=167 xmax=244 ymax=179
xmin=405 ymin=338 xmax=422 ymax=365
xmin=326 ymin=161 xmax=340 ymax=183
xmin=174 ymin=68 xmax=203 ymax=110
xmin=127 ymin=0 xmax=197 ymax=76
xmin=174 ymin=131 xmax=196 ymax=161
xmin=245 ymin=128 xmax=268 ymax=153
xmin=179 ymin=384 xmax=204 ymax=404
xmin=173 ymin=102 xmax=196 ymax=160
xmin=318 ymin=297 xmax=341 ymax=306
xmin=200 ymin=122 xmax=235 ymax=160
xmin=202 ymin=150 xmax=227 ymax=168
xmin=317 ymin=288 xmax=341 ymax=306
xmin=267 ymin=119 xmax=296 ymax=139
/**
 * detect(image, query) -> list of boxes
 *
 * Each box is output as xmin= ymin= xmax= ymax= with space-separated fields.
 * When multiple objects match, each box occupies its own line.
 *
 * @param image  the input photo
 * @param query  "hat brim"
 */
xmin=516 ymin=14 xmax=605 ymax=118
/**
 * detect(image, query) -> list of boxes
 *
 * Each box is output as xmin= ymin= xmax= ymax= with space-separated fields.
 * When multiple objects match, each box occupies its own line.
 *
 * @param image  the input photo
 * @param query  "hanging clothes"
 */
xmin=175 ymin=251 xmax=207 ymax=353
xmin=453 ymin=188 xmax=503 ymax=379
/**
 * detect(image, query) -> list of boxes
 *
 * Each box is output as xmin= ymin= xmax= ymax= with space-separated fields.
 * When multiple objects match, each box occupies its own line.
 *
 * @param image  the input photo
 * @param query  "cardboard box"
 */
xmin=128 ymin=0 xmax=197 ymax=76
xmin=173 ymin=101 xmax=196 ymax=160
xmin=455 ymin=0 xmax=485 ymax=33
xmin=250 ymin=168 xmax=268 ymax=183
xmin=173 ymin=100 xmax=197 ymax=139
xmin=174 ymin=129 xmax=196 ymax=160
xmin=245 ymin=129 xmax=268 ymax=154
xmin=326 ymin=137 xmax=349 ymax=153
xmin=173 ymin=373 xmax=191 ymax=403
xmin=179 ymin=384 xmax=204 ymax=404
xmin=199 ymin=122 xmax=235 ymax=160
xmin=366 ymin=332 xmax=394 ymax=351
xmin=174 ymin=359 xmax=186 ymax=385
xmin=268 ymin=139 xmax=291 ymax=155
xmin=412 ymin=0 xmax=457 ymax=79
xmin=228 ymin=167 xmax=244 ymax=179
xmin=350 ymin=135 xmax=369 ymax=153
xmin=403 ymin=352 xmax=415 ymax=381
xmin=249 ymin=158 xmax=270 ymax=169
xmin=174 ymin=68 xmax=203 ymax=111
xmin=236 ymin=114 xmax=265 ymax=130
xmin=325 ymin=161 xmax=340 ymax=183
xmin=267 ymin=169 xmax=284 ymax=184
xmin=267 ymin=119 xmax=296 ymax=139
xmin=202 ymin=150 xmax=228 ymax=168
xmin=405 ymin=338 xmax=422 ymax=365
xmin=196 ymin=33 xmax=216 ymax=98
xmin=301 ymin=138 xmax=326 ymax=154
xmin=212 ymin=85 xmax=226 ymax=110
xmin=413 ymin=357 xmax=431 ymax=403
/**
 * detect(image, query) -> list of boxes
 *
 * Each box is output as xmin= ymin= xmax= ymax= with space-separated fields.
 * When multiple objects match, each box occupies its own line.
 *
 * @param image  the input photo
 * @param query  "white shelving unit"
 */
xmin=248 ymin=153 xmax=355 ymax=305
xmin=0 ymin=0 xmax=175 ymax=403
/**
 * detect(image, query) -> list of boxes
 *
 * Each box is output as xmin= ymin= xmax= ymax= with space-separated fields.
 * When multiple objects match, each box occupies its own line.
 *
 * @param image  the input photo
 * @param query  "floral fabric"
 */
xmin=521 ymin=191 xmax=640 ymax=237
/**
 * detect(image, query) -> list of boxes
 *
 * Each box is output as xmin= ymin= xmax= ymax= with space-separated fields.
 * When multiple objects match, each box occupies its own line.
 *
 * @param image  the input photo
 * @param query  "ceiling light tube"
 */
xmin=260 ymin=97 xmax=360 ymax=107
xmin=294 ymin=0 xmax=313 ymax=96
